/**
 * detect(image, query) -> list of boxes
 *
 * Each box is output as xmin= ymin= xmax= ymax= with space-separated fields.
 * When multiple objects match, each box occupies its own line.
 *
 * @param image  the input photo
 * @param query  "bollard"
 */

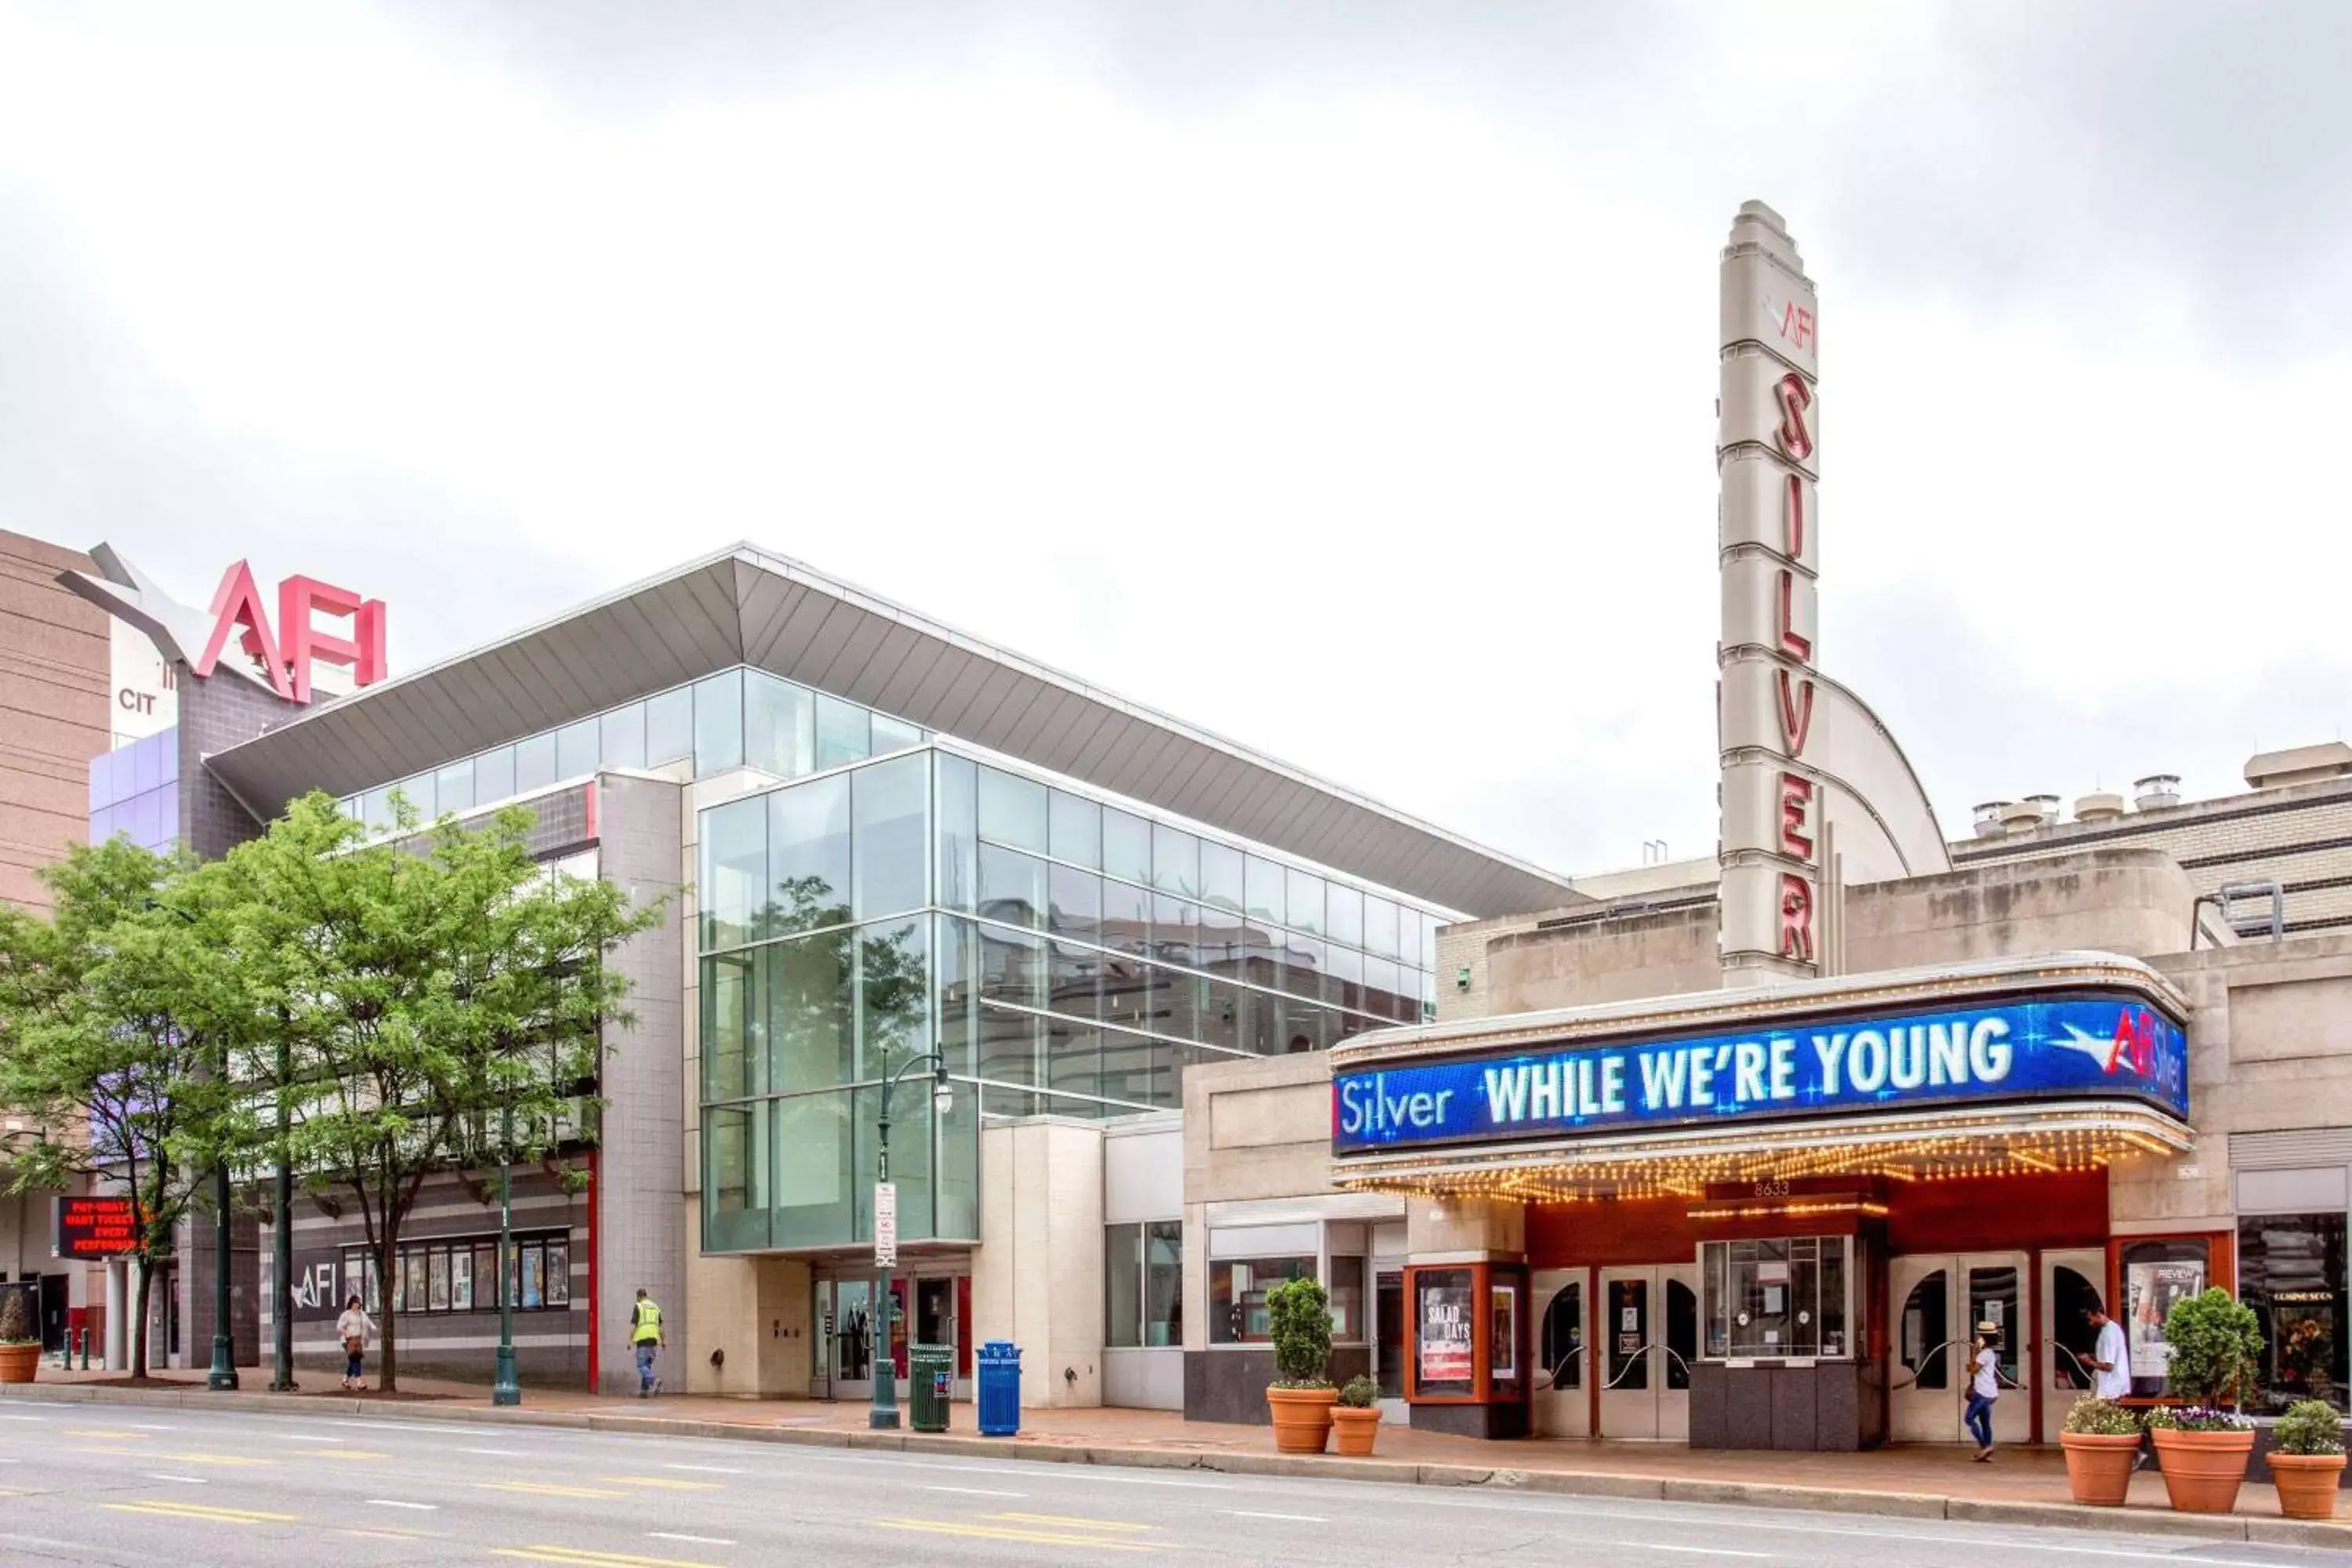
xmin=79 ymin=1327 xmax=90 ymax=1371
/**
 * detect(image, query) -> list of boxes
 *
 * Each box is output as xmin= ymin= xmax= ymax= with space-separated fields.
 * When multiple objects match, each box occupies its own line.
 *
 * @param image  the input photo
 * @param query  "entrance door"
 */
xmin=1890 ymin=1252 xmax=2031 ymax=1444
xmin=1597 ymin=1265 xmax=1699 ymax=1440
xmin=1374 ymin=1269 xmax=1407 ymax=1417
xmin=2040 ymin=1248 xmax=2107 ymax=1443
xmin=1532 ymin=1269 xmax=1588 ymax=1437
xmin=829 ymin=1278 xmax=877 ymax=1401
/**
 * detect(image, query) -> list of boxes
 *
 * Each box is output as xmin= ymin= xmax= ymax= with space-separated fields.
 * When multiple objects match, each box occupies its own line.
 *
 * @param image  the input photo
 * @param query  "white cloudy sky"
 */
xmin=4 ymin=1 xmax=2347 ymax=880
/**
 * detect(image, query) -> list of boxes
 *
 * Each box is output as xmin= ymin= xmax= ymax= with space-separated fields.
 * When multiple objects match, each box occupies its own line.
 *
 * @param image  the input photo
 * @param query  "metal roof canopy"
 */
xmin=203 ymin=543 xmax=1582 ymax=919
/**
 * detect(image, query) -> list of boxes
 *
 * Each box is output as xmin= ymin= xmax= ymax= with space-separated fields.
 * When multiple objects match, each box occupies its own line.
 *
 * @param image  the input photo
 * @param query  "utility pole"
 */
xmin=492 ymin=1102 xmax=521 ymax=1406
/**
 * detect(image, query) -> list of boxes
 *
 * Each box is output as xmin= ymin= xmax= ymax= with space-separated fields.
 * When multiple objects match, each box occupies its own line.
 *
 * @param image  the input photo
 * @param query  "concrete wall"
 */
xmin=682 ymin=1226 xmax=813 ymax=1398
xmin=593 ymin=773 xmax=689 ymax=1396
xmin=1483 ymin=903 xmax=1722 ymax=1017
xmin=972 ymin=1118 xmax=1105 ymax=1409
xmin=1842 ymin=848 xmax=2194 ymax=972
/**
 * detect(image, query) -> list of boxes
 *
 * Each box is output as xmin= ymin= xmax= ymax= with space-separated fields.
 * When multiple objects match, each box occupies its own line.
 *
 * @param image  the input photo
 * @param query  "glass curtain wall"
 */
xmin=700 ymin=742 xmax=1452 ymax=1254
xmin=343 ymin=666 xmax=931 ymax=833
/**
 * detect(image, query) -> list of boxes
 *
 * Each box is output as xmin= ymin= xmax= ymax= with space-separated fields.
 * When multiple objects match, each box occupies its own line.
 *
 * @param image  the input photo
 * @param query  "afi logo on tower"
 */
xmin=196 ymin=562 xmax=387 ymax=704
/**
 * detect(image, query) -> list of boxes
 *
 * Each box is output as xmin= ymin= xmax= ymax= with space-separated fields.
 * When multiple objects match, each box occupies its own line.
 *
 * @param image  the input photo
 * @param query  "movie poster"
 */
xmin=2126 ymin=1260 xmax=2205 ymax=1380
xmin=1419 ymin=1280 xmax=1474 ymax=1385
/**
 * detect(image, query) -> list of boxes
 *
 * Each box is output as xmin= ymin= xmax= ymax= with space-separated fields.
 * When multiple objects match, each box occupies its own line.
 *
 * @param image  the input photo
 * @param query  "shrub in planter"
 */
xmin=1331 ymin=1374 xmax=1383 ymax=1457
xmin=2269 ymin=1399 xmax=2347 ymax=1521
xmin=1265 ymin=1276 xmax=1338 ymax=1454
xmin=2146 ymin=1290 xmax=2263 ymax=1515
xmin=0 ymin=1287 xmax=39 ymax=1385
xmin=2057 ymin=1396 xmax=2143 ymax=1506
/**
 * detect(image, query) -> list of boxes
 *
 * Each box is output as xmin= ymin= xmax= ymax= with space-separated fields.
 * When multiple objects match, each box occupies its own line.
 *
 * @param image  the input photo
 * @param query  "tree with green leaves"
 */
xmin=0 ymin=839 xmax=254 ymax=1381
xmin=226 ymin=793 xmax=659 ymax=1391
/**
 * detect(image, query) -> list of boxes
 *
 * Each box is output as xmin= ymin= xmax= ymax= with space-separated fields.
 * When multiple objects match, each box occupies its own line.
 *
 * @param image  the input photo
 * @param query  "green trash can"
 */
xmin=908 ymin=1343 xmax=956 ymax=1434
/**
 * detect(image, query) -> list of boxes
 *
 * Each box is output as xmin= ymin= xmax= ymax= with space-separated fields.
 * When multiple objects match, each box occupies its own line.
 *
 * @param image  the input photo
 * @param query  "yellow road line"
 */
xmin=491 ymin=1549 xmax=719 ymax=1568
xmin=102 ymin=1501 xmax=297 ymax=1525
xmin=880 ymin=1519 xmax=1162 ymax=1552
xmin=311 ymin=1449 xmax=391 ymax=1461
xmin=66 ymin=1428 xmax=153 ymax=1439
xmin=151 ymin=1451 xmax=274 ymax=1467
xmin=988 ymin=1512 xmax=1155 ymax=1533
xmin=480 ymin=1480 xmax=631 ymax=1501
xmin=601 ymin=1475 xmax=723 ymax=1490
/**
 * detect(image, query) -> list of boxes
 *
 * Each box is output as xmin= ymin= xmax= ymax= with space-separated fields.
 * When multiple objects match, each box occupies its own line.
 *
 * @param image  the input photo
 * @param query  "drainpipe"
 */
xmin=2191 ymin=880 xmax=2287 ymax=948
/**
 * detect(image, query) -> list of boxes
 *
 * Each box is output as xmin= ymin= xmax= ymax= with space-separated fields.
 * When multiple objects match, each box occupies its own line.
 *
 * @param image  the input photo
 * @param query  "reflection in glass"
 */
xmin=871 ymin=712 xmax=924 ymax=755
xmin=770 ymin=773 xmax=851 ymax=934
xmin=1050 ymin=789 xmax=1102 ymax=869
xmin=1363 ymin=896 xmax=1399 ymax=960
xmin=1102 ymin=808 xmax=1151 ymax=885
xmin=851 ymin=753 xmax=927 ymax=920
xmin=935 ymin=752 xmax=978 ymax=911
xmin=978 ymin=767 xmax=1049 ymax=853
xmin=701 ymin=796 xmax=767 ymax=950
xmin=1200 ymin=840 xmax=1244 ymax=913
xmin=1244 ymin=856 xmax=1284 ymax=927
xmin=978 ymin=844 xmax=1047 ymax=929
xmin=815 ymin=694 xmax=872 ymax=770
xmin=1287 ymin=869 xmax=1323 ymax=937
xmin=1327 ymin=884 xmax=1364 ymax=950
xmin=1152 ymin=824 xmax=1197 ymax=896
xmin=770 ymin=930 xmax=852 ymax=1094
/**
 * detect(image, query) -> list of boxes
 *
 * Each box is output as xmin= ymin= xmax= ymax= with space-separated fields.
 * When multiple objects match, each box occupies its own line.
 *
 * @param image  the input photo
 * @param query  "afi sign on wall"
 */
xmin=62 ymin=545 xmax=388 ymax=709
xmin=1717 ymin=202 xmax=1824 ymax=983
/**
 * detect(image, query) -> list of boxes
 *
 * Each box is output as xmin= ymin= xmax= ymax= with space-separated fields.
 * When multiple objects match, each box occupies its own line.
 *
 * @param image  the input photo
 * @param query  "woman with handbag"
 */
xmin=336 ymin=1294 xmax=376 ymax=1392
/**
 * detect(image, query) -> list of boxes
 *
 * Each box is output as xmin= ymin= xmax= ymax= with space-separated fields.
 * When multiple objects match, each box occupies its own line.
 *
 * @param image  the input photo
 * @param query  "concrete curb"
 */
xmin=9 ymin=1381 xmax=2350 ymax=1547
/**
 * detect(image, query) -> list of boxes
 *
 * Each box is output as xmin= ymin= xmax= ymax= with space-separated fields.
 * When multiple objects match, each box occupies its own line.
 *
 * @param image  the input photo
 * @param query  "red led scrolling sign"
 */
xmin=54 ymin=1195 xmax=140 ymax=1259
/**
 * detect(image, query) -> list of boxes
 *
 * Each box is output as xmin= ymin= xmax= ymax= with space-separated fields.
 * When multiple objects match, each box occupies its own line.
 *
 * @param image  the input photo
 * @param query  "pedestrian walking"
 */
xmin=336 ymin=1294 xmax=376 ymax=1392
xmin=2082 ymin=1300 xmax=2132 ymax=1399
xmin=631 ymin=1287 xmax=665 ymax=1396
xmin=1965 ymin=1322 xmax=2001 ymax=1460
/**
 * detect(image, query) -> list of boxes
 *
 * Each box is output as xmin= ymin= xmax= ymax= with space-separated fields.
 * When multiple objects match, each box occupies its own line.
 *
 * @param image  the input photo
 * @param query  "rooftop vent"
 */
xmin=2026 ymin=793 xmax=2062 ymax=826
xmin=2074 ymin=791 xmax=2126 ymax=825
xmin=1999 ymin=800 xmax=2046 ymax=833
xmin=2243 ymin=742 xmax=2352 ymax=793
xmin=2134 ymin=775 xmax=2182 ymax=812
xmin=1972 ymin=802 xmax=2011 ymax=839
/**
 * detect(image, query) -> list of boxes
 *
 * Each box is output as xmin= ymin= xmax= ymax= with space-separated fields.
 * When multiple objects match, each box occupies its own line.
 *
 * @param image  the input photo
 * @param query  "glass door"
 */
xmin=2041 ymin=1248 xmax=2107 ymax=1443
xmin=1532 ymin=1269 xmax=1588 ymax=1437
xmin=1596 ymin=1266 xmax=1692 ymax=1439
xmin=1374 ymin=1269 xmax=1406 ymax=1410
xmin=832 ymin=1278 xmax=876 ymax=1400
xmin=1890 ymin=1252 xmax=2031 ymax=1443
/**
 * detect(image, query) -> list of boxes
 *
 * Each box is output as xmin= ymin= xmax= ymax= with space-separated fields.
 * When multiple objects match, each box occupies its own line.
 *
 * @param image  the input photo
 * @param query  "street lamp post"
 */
xmin=492 ymin=1102 xmax=521 ymax=1406
xmin=147 ymin=898 xmax=237 ymax=1394
xmin=268 ymin=1015 xmax=296 ymax=1392
xmin=869 ymin=1054 xmax=953 ymax=1432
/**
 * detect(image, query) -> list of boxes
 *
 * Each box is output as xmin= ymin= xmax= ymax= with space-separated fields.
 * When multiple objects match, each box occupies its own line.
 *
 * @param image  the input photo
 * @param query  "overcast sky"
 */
xmin=4 ymin=1 xmax=2347 ymax=881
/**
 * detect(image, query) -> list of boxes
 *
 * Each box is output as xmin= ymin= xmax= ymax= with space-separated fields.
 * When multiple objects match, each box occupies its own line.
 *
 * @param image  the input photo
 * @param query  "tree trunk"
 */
xmin=376 ymin=1235 xmax=398 ymax=1392
xmin=131 ymin=1258 xmax=153 ymax=1381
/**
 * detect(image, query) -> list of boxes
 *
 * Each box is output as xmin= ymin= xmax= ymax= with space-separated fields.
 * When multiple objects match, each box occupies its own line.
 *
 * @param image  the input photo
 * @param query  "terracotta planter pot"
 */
xmin=1266 ymin=1385 xmax=1338 ymax=1455
xmin=2059 ymin=1430 xmax=2142 ymax=1506
xmin=2151 ymin=1425 xmax=2256 ymax=1513
xmin=2269 ymin=1452 xmax=2346 ymax=1521
xmin=1330 ymin=1405 xmax=1382 ymax=1457
xmin=0 ymin=1343 xmax=39 ymax=1385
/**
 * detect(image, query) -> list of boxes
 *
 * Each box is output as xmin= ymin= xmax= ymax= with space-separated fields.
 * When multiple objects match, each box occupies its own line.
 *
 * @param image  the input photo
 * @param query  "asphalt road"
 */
xmin=0 ymin=1399 xmax=2344 ymax=1568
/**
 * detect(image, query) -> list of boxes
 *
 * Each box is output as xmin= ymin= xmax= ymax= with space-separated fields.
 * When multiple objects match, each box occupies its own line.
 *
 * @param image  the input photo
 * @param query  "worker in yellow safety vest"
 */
xmin=631 ymin=1287 xmax=665 ymax=1397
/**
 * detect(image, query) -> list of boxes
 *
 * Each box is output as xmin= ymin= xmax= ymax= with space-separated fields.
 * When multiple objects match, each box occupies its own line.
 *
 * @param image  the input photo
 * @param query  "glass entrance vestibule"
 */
xmin=811 ymin=1271 xmax=971 ymax=1402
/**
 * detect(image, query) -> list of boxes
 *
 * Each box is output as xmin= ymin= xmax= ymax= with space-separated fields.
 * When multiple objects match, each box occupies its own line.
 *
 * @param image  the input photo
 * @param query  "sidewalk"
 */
xmin=10 ymin=1363 xmax=2349 ymax=1549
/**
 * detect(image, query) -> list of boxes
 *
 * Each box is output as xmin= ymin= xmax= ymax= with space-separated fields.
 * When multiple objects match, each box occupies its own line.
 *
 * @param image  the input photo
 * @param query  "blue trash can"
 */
xmin=976 ymin=1341 xmax=1022 ymax=1437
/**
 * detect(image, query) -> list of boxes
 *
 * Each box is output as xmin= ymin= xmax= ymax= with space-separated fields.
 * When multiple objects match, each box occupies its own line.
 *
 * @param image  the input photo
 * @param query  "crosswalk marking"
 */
xmin=880 ymin=1519 xmax=1163 ymax=1552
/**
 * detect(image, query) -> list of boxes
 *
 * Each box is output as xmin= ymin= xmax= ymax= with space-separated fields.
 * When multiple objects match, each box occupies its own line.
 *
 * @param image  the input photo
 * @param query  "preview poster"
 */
xmin=2127 ymin=1260 xmax=2205 ymax=1379
xmin=1420 ymin=1281 xmax=1474 ymax=1384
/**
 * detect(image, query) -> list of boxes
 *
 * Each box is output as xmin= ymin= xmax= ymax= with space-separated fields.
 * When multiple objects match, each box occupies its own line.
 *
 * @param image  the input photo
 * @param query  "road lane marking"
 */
xmin=147 ymin=1473 xmax=208 ymax=1484
xmin=1224 ymin=1510 xmax=1327 ymax=1523
xmin=277 ymin=1433 xmax=347 ymax=1443
xmin=798 ymin=1451 xmax=1230 ymax=1487
xmin=880 ymin=1519 xmax=1162 ymax=1552
xmin=151 ymin=1450 xmax=274 ymax=1466
xmin=648 ymin=1534 xmax=737 ymax=1547
xmin=481 ymin=1480 xmax=631 ymax=1500
xmin=103 ymin=1500 xmax=297 ymax=1525
xmin=67 ymin=1428 xmax=153 ymax=1439
xmin=988 ymin=1512 xmax=1154 ymax=1534
xmin=464 ymin=1446 xmax=536 ymax=1457
xmin=492 ymin=1548 xmax=719 ymax=1568
xmin=923 ymin=1485 xmax=1026 ymax=1497
xmin=660 ymin=1462 xmax=745 ymax=1474
xmin=367 ymin=1498 xmax=438 ymax=1510
xmin=1632 ymin=1547 xmax=1771 ymax=1559
xmin=311 ymin=1449 xmax=391 ymax=1461
xmin=604 ymin=1475 xmax=722 ymax=1490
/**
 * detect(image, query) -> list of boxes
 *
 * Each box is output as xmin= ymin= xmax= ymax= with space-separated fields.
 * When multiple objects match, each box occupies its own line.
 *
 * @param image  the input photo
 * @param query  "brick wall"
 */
xmin=177 ymin=670 xmax=303 ymax=858
xmin=0 ymin=531 xmax=107 ymax=911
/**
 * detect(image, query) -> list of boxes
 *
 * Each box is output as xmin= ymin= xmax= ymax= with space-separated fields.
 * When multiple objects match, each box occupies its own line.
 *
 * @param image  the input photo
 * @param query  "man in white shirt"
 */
xmin=2083 ymin=1302 xmax=2132 ymax=1399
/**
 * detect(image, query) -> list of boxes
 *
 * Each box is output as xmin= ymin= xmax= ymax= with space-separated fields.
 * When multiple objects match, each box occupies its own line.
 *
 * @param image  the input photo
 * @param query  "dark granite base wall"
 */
xmin=1183 ymin=1348 xmax=1371 ymax=1425
xmin=1690 ymin=1362 xmax=1869 ymax=1450
xmin=1411 ymin=1399 xmax=1530 ymax=1439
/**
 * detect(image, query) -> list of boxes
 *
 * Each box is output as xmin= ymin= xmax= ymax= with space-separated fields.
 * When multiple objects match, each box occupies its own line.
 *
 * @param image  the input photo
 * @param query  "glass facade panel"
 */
xmin=1152 ymin=824 xmax=1197 ymax=897
xmin=704 ymin=949 xmax=760 ymax=1101
xmin=1363 ymin=895 xmax=1399 ymax=960
xmin=555 ymin=719 xmax=599 ymax=782
xmin=1327 ymin=883 xmax=1363 ymax=949
xmin=858 ymin=917 xmax=931 ymax=1081
xmin=646 ymin=685 xmax=694 ymax=767
xmin=1151 ymin=894 xmax=1196 ymax=971
xmin=770 ymin=929 xmax=853 ymax=1094
xmin=746 ymin=671 xmax=815 ymax=779
xmin=474 ymin=745 xmax=516 ymax=806
xmin=935 ymin=751 xmax=978 ymax=912
xmin=2240 ymin=1212 xmax=2349 ymax=1413
xmin=1101 ymin=876 xmax=1149 ymax=955
xmin=1049 ymin=789 xmax=1102 ymax=869
xmin=514 ymin=731 xmax=557 ymax=794
xmin=769 ymin=772 xmax=850 ymax=935
xmin=1244 ymin=855 xmax=1284 ymax=927
xmin=815 ymin=693 xmax=872 ymax=771
xmin=851 ymin=753 xmax=927 ymax=920
xmin=1102 ymin=808 xmax=1151 ymax=885
xmin=695 ymin=670 xmax=745 ymax=773
xmin=872 ymin=712 xmax=924 ymax=755
xmin=1049 ymin=863 xmax=1102 ymax=939
xmin=1200 ymin=840 xmax=1244 ymax=913
xmin=701 ymin=796 xmax=768 ymax=951
xmin=601 ymin=703 xmax=647 ymax=770
xmin=397 ymin=772 xmax=436 ymax=822
xmin=978 ymin=844 xmax=1047 ymax=929
xmin=1107 ymin=1223 xmax=1143 ymax=1348
xmin=771 ymin=1092 xmax=854 ymax=1248
xmin=978 ymin=766 xmax=1048 ymax=853
xmin=436 ymin=757 xmax=476 ymax=815
xmin=1287 ymin=869 xmax=1324 ymax=937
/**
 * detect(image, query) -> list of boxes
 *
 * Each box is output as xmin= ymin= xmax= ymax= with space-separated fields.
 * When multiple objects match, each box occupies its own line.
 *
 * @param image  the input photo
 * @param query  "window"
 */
xmin=1701 ymin=1236 xmax=1850 ymax=1359
xmin=815 ymin=693 xmax=872 ymax=770
xmin=695 ymin=670 xmax=744 ymax=774
xmin=1329 ymin=1254 xmax=1367 ymax=1344
xmin=1210 ymin=1257 xmax=1315 ymax=1345
xmin=1049 ymin=790 xmax=1101 ymax=869
xmin=1107 ymin=1220 xmax=1185 ymax=1350
xmin=436 ymin=757 xmax=476 ymax=815
xmin=2120 ymin=1237 xmax=2213 ymax=1397
xmin=1286 ymin=869 xmax=1323 ymax=937
xmin=851 ymin=753 xmax=927 ymax=920
xmin=514 ymin=731 xmax=557 ymax=794
xmin=1541 ymin=1281 xmax=1582 ymax=1389
xmin=978 ymin=767 xmax=1048 ymax=853
xmin=601 ymin=702 xmax=647 ymax=770
xmin=349 ymin=1233 xmax=572 ymax=1316
xmin=745 ymin=673 xmax=814 ymax=779
xmin=1243 ymin=856 xmax=1284 ymax=927
xmin=474 ymin=745 xmax=516 ymax=806
xmin=871 ymin=712 xmax=924 ymax=755
xmin=770 ymin=772 xmax=851 ymax=933
xmin=1200 ymin=840 xmax=1244 ymax=912
xmin=647 ymin=685 xmax=695 ymax=767
xmin=555 ymin=718 xmax=599 ymax=781
xmin=1102 ymin=808 xmax=1152 ymax=886
xmin=1151 ymin=825 xmax=1196 ymax=897
xmin=2238 ymin=1214 xmax=2346 ymax=1412
xmin=699 ymin=795 xmax=768 ymax=950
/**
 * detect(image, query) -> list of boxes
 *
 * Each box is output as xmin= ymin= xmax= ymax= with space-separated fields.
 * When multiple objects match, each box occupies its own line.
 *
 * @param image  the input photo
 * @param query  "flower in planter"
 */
xmin=2061 ymin=1396 xmax=2142 ymax=1436
xmin=2274 ymin=1399 xmax=2347 ymax=1457
xmin=2145 ymin=1405 xmax=2254 ymax=1432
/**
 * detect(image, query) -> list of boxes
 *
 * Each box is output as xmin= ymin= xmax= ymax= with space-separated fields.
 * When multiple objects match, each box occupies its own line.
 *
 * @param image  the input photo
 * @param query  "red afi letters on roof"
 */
xmin=193 ymin=560 xmax=387 ymax=706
